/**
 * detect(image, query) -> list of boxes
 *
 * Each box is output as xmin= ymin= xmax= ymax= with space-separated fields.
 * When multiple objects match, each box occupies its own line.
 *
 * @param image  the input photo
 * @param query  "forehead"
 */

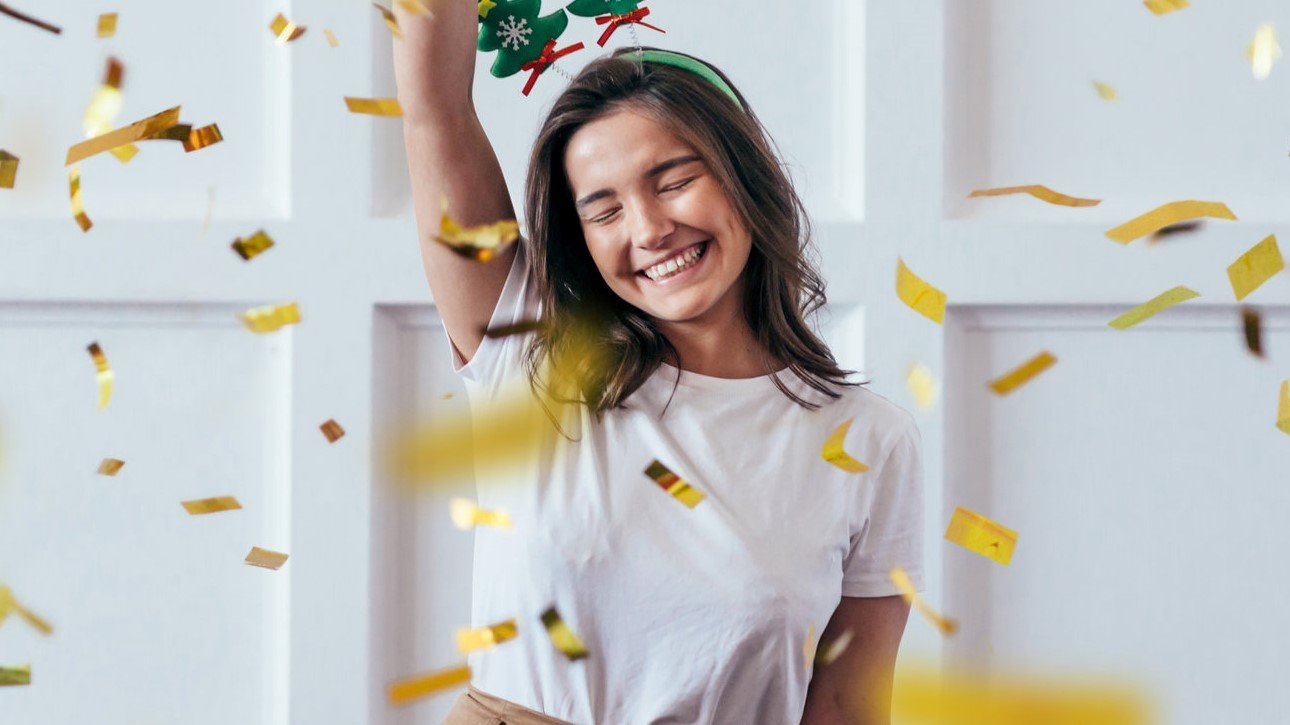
xmin=563 ymin=109 xmax=696 ymax=190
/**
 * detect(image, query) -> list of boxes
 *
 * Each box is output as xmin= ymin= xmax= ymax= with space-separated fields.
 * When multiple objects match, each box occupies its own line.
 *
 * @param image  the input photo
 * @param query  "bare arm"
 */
xmin=394 ymin=0 xmax=519 ymax=366
xmin=801 ymin=596 xmax=911 ymax=725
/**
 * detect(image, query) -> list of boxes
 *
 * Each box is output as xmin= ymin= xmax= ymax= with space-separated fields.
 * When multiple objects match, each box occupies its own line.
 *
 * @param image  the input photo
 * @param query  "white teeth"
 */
xmin=643 ymin=243 xmax=706 ymax=281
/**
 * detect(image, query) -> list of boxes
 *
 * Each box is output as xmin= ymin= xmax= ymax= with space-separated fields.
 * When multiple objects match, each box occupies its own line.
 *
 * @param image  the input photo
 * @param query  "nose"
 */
xmin=626 ymin=195 xmax=676 ymax=251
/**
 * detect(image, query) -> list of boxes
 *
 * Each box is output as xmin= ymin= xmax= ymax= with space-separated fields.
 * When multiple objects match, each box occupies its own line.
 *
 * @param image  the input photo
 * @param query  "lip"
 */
xmin=637 ymin=241 xmax=710 ymax=287
xmin=636 ymin=241 xmax=707 ymax=275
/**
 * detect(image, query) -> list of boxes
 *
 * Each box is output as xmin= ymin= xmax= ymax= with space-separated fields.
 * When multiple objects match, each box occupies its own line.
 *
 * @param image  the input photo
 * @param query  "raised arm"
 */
xmin=393 ymin=0 xmax=519 ymax=366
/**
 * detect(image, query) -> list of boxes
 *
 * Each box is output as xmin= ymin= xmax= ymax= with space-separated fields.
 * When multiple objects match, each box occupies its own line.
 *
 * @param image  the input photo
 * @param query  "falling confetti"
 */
xmin=1248 ymin=23 xmax=1282 ymax=80
xmin=890 ymin=567 xmax=958 ymax=636
xmin=181 ymin=496 xmax=242 ymax=515
xmin=483 ymin=319 xmax=548 ymax=339
xmin=96 ymin=458 xmax=125 ymax=476
xmin=324 ymin=28 xmax=339 ymax=47
xmin=66 ymin=106 xmax=180 ymax=165
xmin=268 ymin=12 xmax=305 ymax=43
xmin=969 ymin=184 xmax=1101 ymax=208
xmin=1148 ymin=220 xmax=1203 ymax=243
xmin=86 ymin=341 xmax=113 ymax=410
xmin=0 ymin=665 xmax=30 ymax=686
xmin=1143 ymin=0 xmax=1187 ymax=15
xmin=1107 ymin=286 xmax=1200 ymax=330
xmin=450 ymin=498 xmax=512 ymax=530
xmin=244 ymin=547 xmax=289 ymax=570
xmin=1105 ymin=201 xmax=1236 ymax=245
xmin=820 ymin=418 xmax=869 ymax=473
xmin=96 ymin=12 xmax=116 ymax=37
xmin=456 ymin=619 xmax=518 ymax=654
xmin=373 ymin=3 xmax=403 ymax=37
xmin=906 ymin=363 xmax=940 ymax=410
xmin=1227 ymin=234 xmax=1284 ymax=301
xmin=320 ymin=419 xmax=345 ymax=443
xmin=436 ymin=200 xmax=521 ymax=261
xmin=1278 ymin=381 xmax=1290 ymax=435
xmin=0 ymin=584 xmax=54 ymax=635
xmin=1242 ymin=307 xmax=1264 ymax=358
xmin=896 ymin=258 xmax=947 ymax=324
xmin=815 ymin=629 xmax=853 ymax=666
xmin=643 ymin=460 xmax=705 ymax=508
xmin=0 ymin=3 xmax=61 ymax=33
xmin=988 ymin=351 xmax=1056 ymax=396
xmin=239 ymin=302 xmax=301 ymax=333
xmin=944 ymin=506 xmax=1017 ymax=566
xmin=388 ymin=664 xmax=471 ymax=705
xmin=1092 ymin=81 xmax=1118 ymax=101
xmin=182 ymin=124 xmax=223 ymax=153
xmin=82 ymin=57 xmax=137 ymax=164
xmin=69 ymin=166 xmax=92 ymax=232
xmin=344 ymin=96 xmax=403 ymax=116
xmin=231 ymin=230 xmax=274 ymax=261
xmin=803 ymin=623 xmax=817 ymax=670
xmin=0 ymin=151 xmax=17 ymax=188
xmin=541 ymin=606 xmax=588 ymax=661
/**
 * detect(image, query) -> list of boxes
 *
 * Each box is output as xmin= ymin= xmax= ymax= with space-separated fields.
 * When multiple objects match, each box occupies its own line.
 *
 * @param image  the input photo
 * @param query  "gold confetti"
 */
xmin=1092 ymin=81 xmax=1118 ymax=101
xmin=0 ymin=584 xmax=54 ymax=635
xmin=244 ymin=547 xmax=289 ymax=570
xmin=890 ymin=566 xmax=958 ymax=636
xmin=0 ymin=3 xmax=61 ymax=34
xmin=239 ymin=302 xmax=301 ymax=334
xmin=66 ymin=105 xmax=181 ymax=165
xmin=450 ymin=498 xmax=512 ymax=530
xmin=87 ymin=341 xmax=113 ymax=410
xmin=0 ymin=150 xmax=16 ymax=189
xmin=478 ymin=0 xmax=497 ymax=19
xmin=484 ymin=319 xmax=548 ymax=339
xmin=373 ymin=3 xmax=402 ymax=37
xmin=969 ymin=185 xmax=1101 ymax=208
xmin=456 ymin=619 xmax=518 ymax=654
xmin=803 ymin=623 xmax=817 ymax=670
xmin=1243 ymin=307 xmax=1264 ymax=358
xmin=1148 ymin=220 xmax=1203 ymax=243
xmin=1143 ymin=0 xmax=1187 ymax=15
xmin=181 ymin=496 xmax=242 ymax=515
xmin=96 ymin=12 xmax=116 ymax=37
xmin=1248 ymin=23 xmax=1282 ymax=80
xmin=988 ymin=351 xmax=1056 ymax=396
xmin=643 ymin=460 xmax=705 ymax=508
xmin=82 ymin=58 xmax=138 ymax=164
xmin=324 ymin=28 xmax=339 ymax=47
xmin=944 ymin=506 xmax=1017 ymax=566
xmin=436 ymin=200 xmax=521 ymax=261
xmin=183 ymin=124 xmax=223 ymax=153
xmin=815 ymin=629 xmax=852 ymax=666
xmin=388 ymin=664 xmax=471 ymax=705
xmin=1278 ymin=381 xmax=1290 ymax=435
xmin=231 ymin=230 xmax=274 ymax=261
xmin=821 ymin=418 xmax=869 ymax=473
xmin=1107 ymin=286 xmax=1200 ymax=330
xmin=906 ymin=363 xmax=940 ymax=410
xmin=344 ymin=96 xmax=403 ymax=117
xmin=268 ymin=12 xmax=305 ymax=43
xmin=541 ymin=606 xmax=588 ymax=661
xmin=69 ymin=166 xmax=92 ymax=232
xmin=397 ymin=0 xmax=431 ymax=14
xmin=319 ymin=419 xmax=346 ymax=443
xmin=96 ymin=458 xmax=124 ymax=476
xmin=1105 ymin=200 xmax=1236 ymax=245
xmin=896 ymin=258 xmax=946 ymax=324
xmin=1227 ymin=234 xmax=1284 ymax=301
xmin=0 ymin=665 xmax=30 ymax=686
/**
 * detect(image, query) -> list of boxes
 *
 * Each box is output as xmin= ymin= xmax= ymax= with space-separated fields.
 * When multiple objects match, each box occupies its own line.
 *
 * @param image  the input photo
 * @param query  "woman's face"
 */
xmin=563 ymin=109 xmax=752 ymax=325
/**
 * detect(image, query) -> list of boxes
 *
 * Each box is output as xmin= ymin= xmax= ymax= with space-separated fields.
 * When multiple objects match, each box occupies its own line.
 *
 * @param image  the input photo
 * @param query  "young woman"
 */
xmin=394 ymin=3 xmax=923 ymax=723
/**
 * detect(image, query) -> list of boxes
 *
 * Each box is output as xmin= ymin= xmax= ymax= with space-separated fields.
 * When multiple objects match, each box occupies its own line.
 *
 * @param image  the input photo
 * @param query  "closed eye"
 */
xmin=588 ymin=178 xmax=698 ymax=224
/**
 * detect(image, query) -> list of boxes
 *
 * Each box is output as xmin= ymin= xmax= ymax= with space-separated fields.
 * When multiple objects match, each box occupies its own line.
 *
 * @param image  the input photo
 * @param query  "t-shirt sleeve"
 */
xmin=445 ymin=242 xmax=541 ymax=393
xmin=840 ymin=417 xmax=925 ymax=597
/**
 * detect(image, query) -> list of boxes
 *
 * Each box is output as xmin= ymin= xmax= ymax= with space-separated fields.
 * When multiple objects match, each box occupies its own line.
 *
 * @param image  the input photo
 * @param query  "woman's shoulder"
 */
xmin=825 ymin=383 xmax=919 ymax=457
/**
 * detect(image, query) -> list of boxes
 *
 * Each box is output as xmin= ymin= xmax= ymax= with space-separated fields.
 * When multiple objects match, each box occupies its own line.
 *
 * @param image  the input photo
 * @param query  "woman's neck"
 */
xmin=655 ymin=308 xmax=780 ymax=380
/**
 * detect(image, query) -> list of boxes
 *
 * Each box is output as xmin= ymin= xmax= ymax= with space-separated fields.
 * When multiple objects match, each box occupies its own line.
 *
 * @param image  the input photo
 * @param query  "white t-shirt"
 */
xmin=448 ymin=244 xmax=924 ymax=724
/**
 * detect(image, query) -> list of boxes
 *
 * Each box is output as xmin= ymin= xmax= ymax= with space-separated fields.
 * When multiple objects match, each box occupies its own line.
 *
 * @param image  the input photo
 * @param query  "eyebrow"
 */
xmin=573 ymin=154 xmax=703 ymax=211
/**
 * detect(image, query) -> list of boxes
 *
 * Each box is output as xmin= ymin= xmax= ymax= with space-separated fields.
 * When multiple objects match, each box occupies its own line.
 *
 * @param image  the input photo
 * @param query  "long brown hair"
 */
xmin=522 ymin=47 xmax=858 ymax=418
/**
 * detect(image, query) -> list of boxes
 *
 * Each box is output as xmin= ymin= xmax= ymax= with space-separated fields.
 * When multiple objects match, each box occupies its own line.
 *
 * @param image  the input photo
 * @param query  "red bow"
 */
xmin=519 ymin=38 xmax=586 ymax=95
xmin=595 ymin=7 xmax=666 ymax=47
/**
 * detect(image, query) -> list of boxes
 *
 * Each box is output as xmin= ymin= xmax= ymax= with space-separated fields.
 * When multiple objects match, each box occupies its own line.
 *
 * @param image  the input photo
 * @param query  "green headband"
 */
xmin=636 ymin=50 xmax=743 ymax=109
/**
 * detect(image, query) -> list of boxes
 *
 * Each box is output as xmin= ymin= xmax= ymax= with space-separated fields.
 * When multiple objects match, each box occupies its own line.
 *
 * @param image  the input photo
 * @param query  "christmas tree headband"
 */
xmin=634 ymin=50 xmax=744 ymax=110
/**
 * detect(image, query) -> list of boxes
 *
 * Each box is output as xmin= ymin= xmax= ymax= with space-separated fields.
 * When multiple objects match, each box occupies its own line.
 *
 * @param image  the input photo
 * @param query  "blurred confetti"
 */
xmin=244 ymin=547 xmax=289 ymax=570
xmin=231 ymin=230 xmax=274 ymax=261
xmin=0 ymin=3 xmax=61 ymax=34
xmin=239 ymin=302 xmax=301 ymax=333
xmin=1248 ymin=23 xmax=1281 ymax=80
xmin=1143 ymin=0 xmax=1187 ymax=15
xmin=1105 ymin=201 xmax=1236 ymax=245
xmin=969 ymin=184 xmax=1100 ymax=207
xmin=86 ymin=341 xmax=113 ymax=410
xmin=457 ymin=619 xmax=518 ymax=654
xmin=541 ymin=606 xmax=588 ymax=661
xmin=0 ymin=584 xmax=54 ymax=635
xmin=1278 ymin=381 xmax=1290 ymax=435
xmin=988 ymin=351 xmax=1056 ymax=396
xmin=906 ymin=363 xmax=940 ymax=410
xmin=96 ymin=12 xmax=116 ymax=38
xmin=814 ymin=629 xmax=852 ymax=666
xmin=643 ymin=459 xmax=705 ymax=508
xmin=320 ymin=418 xmax=346 ymax=443
xmin=1242 ymin=307 xmax=1264 ymax=358
xmin=344 ymin=96 xmax=403 ymax=116
xmin=890 ymin=566 xmax=958 ymax=636
xmin=268 ymin=12 xmax=305 ymax=43
xmin=1092 ymin=81 xmax=1118 ymax=101
xmin=0 ymin=150 xmax=17 ymax=188
xmin=450 ymin=498 xmax=512 ymax=530
xmin=436 ymin=199 xmax=521 ymax=261
xmin=96 ymin=458 xmax=124 ymax=476
xmin=388 ymin=664 xmax=471 ymax=705
xmin=69 ymin=166 xmax=92 ymax=231
xmin=181 ymin=496 xmax=242 ymax=515
xmin=324 ymin=28 xmax=339 ymax=47
xmin=0 ymin=665 xmax=30 ymax=686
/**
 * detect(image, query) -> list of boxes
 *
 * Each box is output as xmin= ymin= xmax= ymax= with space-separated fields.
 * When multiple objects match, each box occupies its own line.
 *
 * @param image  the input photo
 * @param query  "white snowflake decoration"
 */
xmin=496 ymin=16 xmax=532 ymax=51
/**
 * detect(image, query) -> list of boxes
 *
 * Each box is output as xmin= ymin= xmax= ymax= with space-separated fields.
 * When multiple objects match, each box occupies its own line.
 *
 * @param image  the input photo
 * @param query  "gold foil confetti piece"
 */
xmin=96 ymin=458 xmax=124 ymax=476
xmin=483 ymin=319 xmax=548 ymax=339
xmin=69 ymin=166 xmax=92 ymax=232
xmin=821 ymin=418 xmax=869 ymax=473
xmin=1144 ymin=0 xmax=1187 ymax=15
xmin=896 ymin=258 xmax=946 ymax=324
xmin=541 ymin=606 xmax=588 ymax=661
xmin=1105 ymin=200 xmax=1236 ymax=245
xmin=182 ymin=124 xmax=223 ymax=153
xmin=1148 ymin=219 xmax=1203 ymax=243
xmin=388 ymin=664 xmax=471 ymax=705
xmin=1248 ymin=23 xmax=1282 ymax=80
xmin=397 ymin=0 xmax=431 ymax=14
xmin=96 ymin=12 xmax=116 ymax=37
xmin=450 ymin=498 xmax=513 ymax=530
xmin=239 ymin=302 xmax=301 ymax=334
xmin=373 ymin=3 xmax=402 ymax=37
xmin=944 ymin=505 xmax=1017 ymax=566
xmin=244 ymin=547 xmax=289 ymax=570
xmin=66 ymin=105 xmax=181 ymax=165
xmin=320 ymin=419 xmax=345 ymax=443
xmin=268 ymin=12 xmax=305 ymax=43
xmin=1243 ymin=307 xmax=1264 ymax=358
xmin=0 ymin=151 xmax=16 ymax=189
xmin=231 ymin=230 xmax=274 ymax=261
xmin=643 ymin=460 xmax=705 ymax=508
xmin=344 ymin=96 xmax=403 ymax=117
xmin=1278 ymin=381 xmax=1290 ymax=435
xmin=968 ymin=184 xmax=1101 ymax=208
xmin=890 ymin=566 xmax=959 ymax=636
xmin=815 ymin=629 xmax=853 ymax=666
xmin=0 ymin=665 xmax=30 ymax=686
xmin=324 ymin=28 xmax=339 ymax=47
xmin=456 ymin=619 xmax=518 ymax=654
xmin=988 ymin=351 xmax=1056 ymax=396
xmin=478 ymin=0 xmax=497 ymax=19
xmin=82 ymin=59 xmax=139 ymax=165
xmin=1093 ymin=81 xmax=1118 ymax=101
xmin=436 ymin=203 xmax=521 ymax=262
xmin=1227 ymin=234 xmax=1285 ymax=301
xmin=152 ymin=123 xmax=192 ymax=142
xmin=181 ymin=496 xmax=242 ymax=515
xmin=906 ymin=363 xmax=940 ymax=410
xmin=0 ymin=3 xmax=61 ymax=33
xmin=0 ymin=584 xmax=54 ymax=635
xmin=1107 ymin=286 xmax=1200 ymax=330
xmin=803 ymin=624 xmax=817 ymax=670
xmin=87 ymin=341 xmax=113 ymax=410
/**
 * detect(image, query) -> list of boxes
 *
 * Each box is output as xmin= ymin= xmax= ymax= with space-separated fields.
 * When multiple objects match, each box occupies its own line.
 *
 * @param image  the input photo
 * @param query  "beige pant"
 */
xmin=442 ymin=686 xmax=573 ymax=725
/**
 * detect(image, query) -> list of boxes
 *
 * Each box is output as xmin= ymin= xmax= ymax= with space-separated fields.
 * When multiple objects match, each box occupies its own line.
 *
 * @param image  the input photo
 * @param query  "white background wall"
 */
xmin=0 ymin=1 xmax=1286 ymax=724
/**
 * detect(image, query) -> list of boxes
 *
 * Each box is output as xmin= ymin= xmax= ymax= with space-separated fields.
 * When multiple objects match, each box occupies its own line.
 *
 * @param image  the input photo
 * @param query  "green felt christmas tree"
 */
xmin=478 ymin=0 xmax=570 ymax=78
xmin=566 ymin=0 xmax=643 ymax=17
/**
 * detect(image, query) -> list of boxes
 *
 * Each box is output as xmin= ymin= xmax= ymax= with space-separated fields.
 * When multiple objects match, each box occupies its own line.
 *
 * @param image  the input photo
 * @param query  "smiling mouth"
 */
xmin=638 ymin=241 xmax=709 ymax=282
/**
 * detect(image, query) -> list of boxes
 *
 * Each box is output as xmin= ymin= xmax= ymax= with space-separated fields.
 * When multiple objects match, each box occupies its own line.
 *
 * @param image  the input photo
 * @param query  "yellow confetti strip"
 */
xmin=0 ymin=150 xmax=17 ymax=188
xmin=87 ymin=341 xmax=113 ymax=410
xmin=436 ymin=204 xmax=521 ymax=262
xmin=1105 ymin=200 xmax=1236 ymax=245
xmin=231 ymin=230 xmax=274 ymax=261
xmin=1092 ymin=81 xmax=1118 ymax=101
xmin=1243 ymin=307 xmax=1264 ymax=358
xmin=0 ymin=584 xmax=54 ymax=635
xmin=96 ymin=12 xmax=117 ymax=37
xmin=890 ymin=567 xmax=958 ymax=636
xmin=66 ymin=106 xmax=181 ymax=165
xmin=373 ymin=3 xmax=402 ymax=37
xmin=815 ymin=629 xmax=852 ymax=666
xmin=388 ymin=664 xmax=471 ymax=705
xmin=1278 ymin=381 xmax=1290 ymax=435
xmin=324 ymin=28 xmax=339 ymax=47
xmin=344 ymin=96 xmax=403 ymax=117
xmin=96 ymin=458 xmax=125 ymax=476
xmin=896 ymin=258 xmax=946 ymax=324
xmin=478 ymin=0 xmax=498 ymax=19
xmin=244 ymin=547 xmax=289 ymax=570
xmin=69 ymin=166 xmax=92 ymax=232
xmin=541 ymin=606 xmax=588 ymax=661
xmin=450 ymin=498 xmax=512 ymax=530
xmin=643 ymin=460 xmax=705 ymax=508
xmin=969 ymin=185 xmax=1101 ymax=208
xmin=1248 ymin=23 xmax=1282 ymax=80
xmin=1227 ymin=234 xmax=1284 ymax=301
xmin=456 ymin=619 xmax=518 ymax=654
xmin=181 ymin=496 xmax=242 ymax=515
xmin=906 ymin=363 xmax=939 ymax=410
xmin=803 ymin=623 xmax=817 ymax=670
xmin=1107 ymin=286 xmax=1200 ymax=330
xmin=397 ymin=0 xmax=431 ymax=14
xmin=239 ymin=302 xmax=301 ymax=334
xmin=0 ymin=665 xmax=30 ymax=686
xmin=320 ymin=418 xmax=346 ymax=443
xmin=82 ymin=59 xmax=136 ymax=164
xmin=944 ymin=506 xmax=1017 ymax=566
xmin=988 ymin=351 xmax=1056 ymax=396
xmin=1143 ymin=0 xmax=1187 ymax=15
xmin=183 ymin=124 xmax=223 ymax=153
xmin=821 ymin=418 xmax=869 ymax=473
xmin=268 ymin=13 xmax=306 ymax=43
